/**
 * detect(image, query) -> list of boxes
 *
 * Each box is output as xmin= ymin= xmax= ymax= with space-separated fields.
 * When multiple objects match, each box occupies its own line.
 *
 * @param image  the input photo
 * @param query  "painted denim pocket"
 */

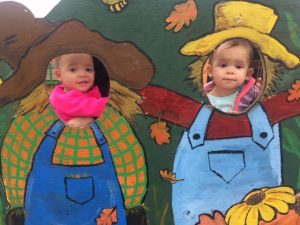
xmin=65 ymin=176 xmax=94 ymax=205
xmin=208 ymin=150 xmax=245 ymax=183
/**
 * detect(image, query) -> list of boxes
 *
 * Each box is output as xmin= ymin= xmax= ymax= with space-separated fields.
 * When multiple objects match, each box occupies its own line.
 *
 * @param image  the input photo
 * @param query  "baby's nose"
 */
xmin=79 ymin=70 xmax=87 ymax=76
xmin=226 ymin=66 xmax=235 ymax=73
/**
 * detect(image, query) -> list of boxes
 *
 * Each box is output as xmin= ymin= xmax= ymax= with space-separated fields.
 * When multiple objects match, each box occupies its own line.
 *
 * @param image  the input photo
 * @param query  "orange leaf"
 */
xmin=96 ymin=207 xmax=118 ymax=225
xmin=196 ymin=211 xmax=227 ymax=225
xmin=165 ymin=0 xmax=198 ymax=32
xmin=150 ymin=121 xmax=170 ymax=145
xmin=159 ymin=169 xmax=183 ymax=184
xmin=259 ymin=209 xmax=300 ymax=225
xmin=287 ymin=80 xmax=300 ymax=101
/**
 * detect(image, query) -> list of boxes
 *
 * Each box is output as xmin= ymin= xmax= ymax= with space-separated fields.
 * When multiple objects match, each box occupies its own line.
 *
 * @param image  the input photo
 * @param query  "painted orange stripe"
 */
xmin=117 ymin=141 xmax=127 ymax=151
xmin=77 ymin=149 xmax=91 ymax=158
xmin=119 ymin=123 xmax=128 ymax=134
xmin=137 ymin=156 xmax=145 ymax=169
xmin=126 ymin=188 xmax=134 ymax=197
xmin=127 ymin=174 xmax=137 ymax=186
xmin=126 ymin=134 xmax=135 ymax=144
xmin=124 ymin=152 xmax=133 ymax=163
xmin=111 ymin=130 xmax=120 ymax=140
xmin=126 ymin=163 xmax=135 ymax=173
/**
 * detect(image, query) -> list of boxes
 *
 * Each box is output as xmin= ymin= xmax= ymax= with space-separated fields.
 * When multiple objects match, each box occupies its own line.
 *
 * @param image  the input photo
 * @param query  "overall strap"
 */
xmin=45 ymin=119 xmax=65 ymax=139
xmin=33 ymin=120 xmax=65 ymax=167
xmin=247 ymin=103 xmax=274 ymax=149
xmin=90 ymin=122 xmax=113 ymax=163
xmin=187 ymin=105 xmax=213 ymax=149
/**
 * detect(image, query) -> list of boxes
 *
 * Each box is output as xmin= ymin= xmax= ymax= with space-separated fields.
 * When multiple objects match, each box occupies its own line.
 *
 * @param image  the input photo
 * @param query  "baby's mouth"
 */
xmin=77 ymin=80 xmax=89 ymax=84
xmin=223 ymin=78 xmax=236 ymax=82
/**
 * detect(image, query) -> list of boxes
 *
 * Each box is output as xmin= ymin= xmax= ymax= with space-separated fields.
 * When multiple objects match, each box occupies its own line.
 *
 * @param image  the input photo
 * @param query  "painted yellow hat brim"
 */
xmin=180 ymin=27 xmax=300 ymax=69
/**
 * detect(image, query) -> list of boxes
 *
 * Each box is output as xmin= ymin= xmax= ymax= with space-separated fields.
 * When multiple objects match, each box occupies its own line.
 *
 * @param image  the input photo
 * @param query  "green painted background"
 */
xmin=1 ymin=0 xmax=300 ymax=224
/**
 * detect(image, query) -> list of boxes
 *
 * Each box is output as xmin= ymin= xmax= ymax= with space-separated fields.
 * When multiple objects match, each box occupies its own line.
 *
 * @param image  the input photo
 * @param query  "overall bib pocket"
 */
xmin=208 ymin=150 xmax=245 ymax=183
xmin=65 ymin=176 xmax=95 ymax=205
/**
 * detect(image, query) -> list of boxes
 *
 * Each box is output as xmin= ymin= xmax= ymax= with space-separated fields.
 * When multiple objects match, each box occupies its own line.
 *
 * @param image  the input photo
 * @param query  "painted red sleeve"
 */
xmin=262 ymin=91 xmax=300 ymax=124
xmin=139 ymin=85 xmax=202 ymax=128
xmin=139 ymin=85 xmax=300 ymax=139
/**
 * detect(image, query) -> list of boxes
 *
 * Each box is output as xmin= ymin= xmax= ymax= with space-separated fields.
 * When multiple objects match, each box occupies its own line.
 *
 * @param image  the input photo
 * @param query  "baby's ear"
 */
xmin=54 ymin=69 xmax=61 ymax=81
xmin=206 ymin=63 xmax=213 ymax=78
xmin=246 ymin=67 xmax=254 ymax=80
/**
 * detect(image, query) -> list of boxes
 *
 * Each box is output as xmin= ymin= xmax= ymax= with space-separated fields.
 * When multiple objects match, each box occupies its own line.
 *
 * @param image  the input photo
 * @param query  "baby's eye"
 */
xmin=69 ymin=68 xmax=77 ymax=72
xmin=86 ymin=68 xmax=94 ymax=72
xmin=220 ymin=63 xmax=227 ymax=68
xmin=236 ymin=65 xmax=243 ymax=69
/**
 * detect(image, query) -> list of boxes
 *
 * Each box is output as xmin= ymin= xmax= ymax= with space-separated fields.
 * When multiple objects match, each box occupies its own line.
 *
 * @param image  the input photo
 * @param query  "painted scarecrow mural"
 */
xmin=0 ymin=1 xmax=299 ymax=225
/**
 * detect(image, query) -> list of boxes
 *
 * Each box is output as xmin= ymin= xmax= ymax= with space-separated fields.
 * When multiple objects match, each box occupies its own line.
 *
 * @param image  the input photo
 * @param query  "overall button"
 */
xmin=193 ymin=133 xmax=200 ymax=140
xmin=259 ymin=132 xmax=268 ymax=138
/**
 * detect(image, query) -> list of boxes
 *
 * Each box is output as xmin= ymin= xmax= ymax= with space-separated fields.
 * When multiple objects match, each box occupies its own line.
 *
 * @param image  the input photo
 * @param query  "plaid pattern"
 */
xmin=1 ymin=105 xmax=147 ymax=208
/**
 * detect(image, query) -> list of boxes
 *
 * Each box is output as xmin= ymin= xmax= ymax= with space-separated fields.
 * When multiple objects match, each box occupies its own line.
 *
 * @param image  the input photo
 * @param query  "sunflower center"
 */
xmin=246 ymin=191 xmax=266 ymax=205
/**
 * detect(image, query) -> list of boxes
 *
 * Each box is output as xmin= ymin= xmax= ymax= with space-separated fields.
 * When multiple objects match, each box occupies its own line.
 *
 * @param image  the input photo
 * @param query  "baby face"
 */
xmin=55 ymin=53 xmax=95 ymax=92
xmin=207 ymin=42 xmax=254 ymax=96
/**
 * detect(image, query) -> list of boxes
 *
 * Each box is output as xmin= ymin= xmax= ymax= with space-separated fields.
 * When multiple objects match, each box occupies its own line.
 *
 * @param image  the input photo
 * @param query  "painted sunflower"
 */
xmin=225 ymin=186 xmax=296 ymax=225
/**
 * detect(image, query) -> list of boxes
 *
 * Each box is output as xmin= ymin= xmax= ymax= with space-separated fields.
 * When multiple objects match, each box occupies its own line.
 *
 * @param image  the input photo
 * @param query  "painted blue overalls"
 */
xmin=172 ymin=104 xmax=282 ymax=225
xmin=25 ymin=120 xmax=127 ymax=225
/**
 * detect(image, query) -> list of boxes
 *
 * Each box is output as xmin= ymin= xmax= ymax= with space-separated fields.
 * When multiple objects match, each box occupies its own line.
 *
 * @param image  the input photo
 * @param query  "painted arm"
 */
xmin=139 ymin=85 xmax=300 ymax=140
xmin=262 ymin=91 xmax=300 ymax=124
xmin=139 ymin=85 xmax=202 ymax=128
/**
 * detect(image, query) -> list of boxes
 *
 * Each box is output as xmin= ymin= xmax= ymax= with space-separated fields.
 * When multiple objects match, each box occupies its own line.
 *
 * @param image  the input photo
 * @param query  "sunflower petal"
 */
xmin=263 ymin=198 xmax=289 ymax=214
xmin=258 ymin=204 xmax=275 ymax=222
xmin=266 ymin=192 xmax=296 ymax=204
xmin=265 ymin=186 xmax=295 ymax=195
xmin=246 ymin=206 xmax=259 ymax=225
xmin=225 ymin=203 xmax=244 ymax=224
xmin=227 ymin=204 xmax=250 ymax=225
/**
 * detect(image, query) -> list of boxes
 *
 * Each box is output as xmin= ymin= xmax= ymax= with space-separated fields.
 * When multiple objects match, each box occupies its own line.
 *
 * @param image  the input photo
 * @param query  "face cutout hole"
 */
xmin=202 ymin=38 xmax=265 ymax=115
xmin=45 ymin=53 xmax=110 ymax=127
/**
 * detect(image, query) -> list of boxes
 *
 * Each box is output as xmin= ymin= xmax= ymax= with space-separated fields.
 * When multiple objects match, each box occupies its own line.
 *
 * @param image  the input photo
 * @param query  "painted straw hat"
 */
xmin=180 ymin=1 xmax=299 ymax=69
xmin=0 ymin=2 xmax=154 ymax=107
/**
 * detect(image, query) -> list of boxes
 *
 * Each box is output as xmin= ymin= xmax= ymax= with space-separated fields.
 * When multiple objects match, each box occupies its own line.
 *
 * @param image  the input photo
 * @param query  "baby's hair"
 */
xmin=53 ymin=55 xmax=62 ymax=69
xmin=209 ymin=38 xmax=254 ymax=66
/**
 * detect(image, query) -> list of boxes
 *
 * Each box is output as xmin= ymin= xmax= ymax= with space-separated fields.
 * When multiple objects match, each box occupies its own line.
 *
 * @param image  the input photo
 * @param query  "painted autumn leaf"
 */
xmin=196 ymin=211 xmax=227 ymax=225
xmin=165 ymin=0 xmax=198 ymax=32
xmin=150 ymin=121 xmax=170 ymax=145
xmin=96 ymin=208 xmax=117 ymax=225
xmin=160 ymin=169 xmax=183 ymax=184
xmin=287 ymin=80 xmax=300 ymax=101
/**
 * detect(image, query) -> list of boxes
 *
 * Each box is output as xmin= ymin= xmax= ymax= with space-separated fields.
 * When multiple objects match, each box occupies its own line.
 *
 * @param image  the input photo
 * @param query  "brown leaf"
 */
xmin=159 ymin=169 xmax=183 ymax=184
xmin=165 ymin=0 xmax=198 ymax=32
xmin=150 ymin=121 xmax=170 ymax=145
